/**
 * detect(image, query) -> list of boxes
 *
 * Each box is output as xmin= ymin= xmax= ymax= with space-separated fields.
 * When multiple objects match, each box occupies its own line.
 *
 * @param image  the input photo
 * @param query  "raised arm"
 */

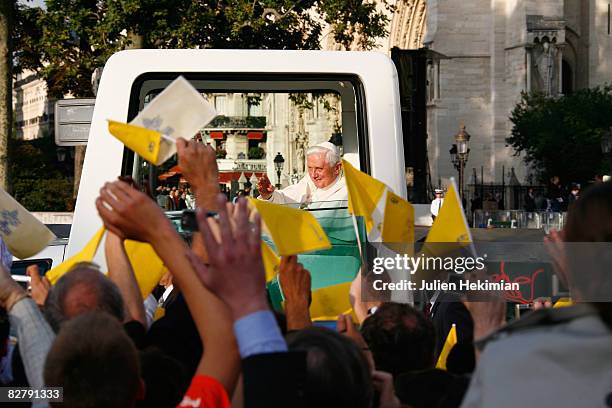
xmin=105 ymin=231 xmax=146 ymax=326
xmin=96 ymin=181 xmax=239 ymax=394
xmin=279 ymin=255 xmax=312 ymax=331
xmin=0 ymin=265 xmax=54 ymax=393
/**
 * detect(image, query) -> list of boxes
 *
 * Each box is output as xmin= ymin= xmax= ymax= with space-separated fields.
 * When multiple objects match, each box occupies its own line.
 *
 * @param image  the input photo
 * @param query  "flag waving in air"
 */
xmin=249 ymin=198 xmax=331 ymax=256
xmin=436 ymin=323 xmax=458 ymax=370
xmin=108 ymin=76 xmax=217 ymax=166
xmin=342 ymin=159 xmax=414 ymax=246
xmin=108 ymin=121 xmax=168 ymax=165
xmin=425 ymin=178 xmax=474 ymax=252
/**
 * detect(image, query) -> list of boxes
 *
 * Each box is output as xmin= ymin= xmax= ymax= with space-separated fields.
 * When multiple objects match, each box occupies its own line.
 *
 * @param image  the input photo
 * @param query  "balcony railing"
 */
xmin=205 ymin=115 xmax=267 ymax=129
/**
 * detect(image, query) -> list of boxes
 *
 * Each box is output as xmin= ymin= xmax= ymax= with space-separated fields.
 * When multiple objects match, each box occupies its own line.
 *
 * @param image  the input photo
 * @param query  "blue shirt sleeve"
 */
xmin=233 ymin=310 xmax=288 ymax=358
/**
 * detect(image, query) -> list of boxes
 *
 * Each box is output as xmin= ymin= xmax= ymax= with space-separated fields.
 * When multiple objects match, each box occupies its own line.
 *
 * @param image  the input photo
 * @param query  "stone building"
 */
xmin=199 ymin=92 xmax=341 ymax=192
xmin=376 ymin=0 xmax=611 ymax=188
xmin=13 ymin=69 xmax=55 ymax=140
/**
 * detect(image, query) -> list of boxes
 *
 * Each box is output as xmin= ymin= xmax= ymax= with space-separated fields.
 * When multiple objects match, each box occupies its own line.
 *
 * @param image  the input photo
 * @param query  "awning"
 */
xmin=158 ymin=172 xmax=177 ymax=181
xmin=218 ymin=171 xmax=265 ymax=184
xmin=247 ymin=131 xmax=264 ymax=140
xmin=210 ymin=131 xmax=224 ymax=139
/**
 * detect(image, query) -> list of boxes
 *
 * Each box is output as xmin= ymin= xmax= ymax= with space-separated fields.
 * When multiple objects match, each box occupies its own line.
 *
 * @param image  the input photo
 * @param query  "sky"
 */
xmin=18 ymin=0 xmax=46 ymax=9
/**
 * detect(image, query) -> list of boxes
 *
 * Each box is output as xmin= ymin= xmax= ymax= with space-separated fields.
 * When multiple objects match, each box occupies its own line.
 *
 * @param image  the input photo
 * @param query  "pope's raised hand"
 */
xmin=257 ymin=174 xmax=275 ymax=200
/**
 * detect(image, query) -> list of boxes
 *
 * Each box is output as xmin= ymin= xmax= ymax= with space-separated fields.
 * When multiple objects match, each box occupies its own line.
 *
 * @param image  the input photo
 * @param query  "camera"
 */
xmin=181 ymin=209 xmax=218 ymax=232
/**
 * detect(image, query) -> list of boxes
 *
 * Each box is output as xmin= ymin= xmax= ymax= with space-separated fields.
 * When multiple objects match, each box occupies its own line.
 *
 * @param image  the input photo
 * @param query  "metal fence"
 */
xmin=473 ymin=210 xmax=567 ymax=231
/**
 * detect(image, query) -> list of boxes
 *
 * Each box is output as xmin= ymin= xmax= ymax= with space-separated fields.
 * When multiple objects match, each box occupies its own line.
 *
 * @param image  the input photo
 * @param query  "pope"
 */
xmin=257 ymin=142 xmax=347 ymax=207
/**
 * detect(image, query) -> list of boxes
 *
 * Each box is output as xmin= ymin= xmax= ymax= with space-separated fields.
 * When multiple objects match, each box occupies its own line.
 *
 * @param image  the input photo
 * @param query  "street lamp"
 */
xmin=449 ymin=124 xmax=471 ymax=199
xmin=273 ymin=152 xmax=285 ymax=188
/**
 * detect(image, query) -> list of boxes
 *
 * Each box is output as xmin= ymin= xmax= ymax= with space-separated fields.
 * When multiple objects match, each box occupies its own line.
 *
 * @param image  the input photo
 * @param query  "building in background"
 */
xmin=353 ymin=0 xmax=612 ymax=194
xmin=13 ymin=69 xmax=55 ymax=140
xmin=197 ymin=92 xmax=341 ymax=193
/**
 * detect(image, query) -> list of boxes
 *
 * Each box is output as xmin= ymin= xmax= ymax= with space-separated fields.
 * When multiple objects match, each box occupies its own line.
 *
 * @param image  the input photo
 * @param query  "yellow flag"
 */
xmin=261 ymin=240 xmax=281 ymax=282
xmin=553 ymin=297 xmax=574 ymax=308
xmin=382 ymin=190 xmax=415 ymax=249
xmin=426 ymin=181 xmax=472 ymax=245
xmin=46 ymin=227 xmax=106 ymax=284
xmin=342 ymin=160 xmax=386 ymax=233
xmin=124 ymin=240 xmax=167 ymax=299
xmin=47 ymin=227 xmax=166 ymax=299
xmin=310 ymin=281 xmax=356 ymax=321
xmin=436 ymin=324 xmax=457 ymax=370
xmin=108 ymin=120 xmax=163 ymax=165
xmin=249 ymin=198 xmax=331 ymax=256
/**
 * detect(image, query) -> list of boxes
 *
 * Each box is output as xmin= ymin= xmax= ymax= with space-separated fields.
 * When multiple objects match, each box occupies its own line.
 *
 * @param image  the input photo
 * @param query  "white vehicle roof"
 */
xmin=68 ymin=49 xmax=405 ymax=257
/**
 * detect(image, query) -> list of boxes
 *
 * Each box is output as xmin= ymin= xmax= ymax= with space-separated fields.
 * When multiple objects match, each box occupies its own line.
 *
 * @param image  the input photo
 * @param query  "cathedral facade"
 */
xmin=377 ymin=0 xmax=611 ymax=187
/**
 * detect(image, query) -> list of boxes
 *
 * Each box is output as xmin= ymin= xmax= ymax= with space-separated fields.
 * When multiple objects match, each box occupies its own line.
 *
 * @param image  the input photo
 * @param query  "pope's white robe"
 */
xmin=259 ymin=173 xmax=347 ymax=208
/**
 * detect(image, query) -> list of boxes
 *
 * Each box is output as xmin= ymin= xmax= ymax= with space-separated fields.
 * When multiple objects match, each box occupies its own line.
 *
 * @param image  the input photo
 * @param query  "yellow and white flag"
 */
xmin=47 ymin=227 xmax=166 ymax=299
xmin=342 ymin=159 xmax=414 ymax=246
xmin=0 ymin=188 xmax=55 ymax=259
xmin=46 ymin=227 xmax=106 ymax=284
xmin=249 ymin=198 xmax=331 ymax=256
xmin=108 ymin=121 xmax=166 ymax=165
xmin=436 ymin=323 xmax=457 ymax=370
xmin=261 ymin=240 xmax=281 ymax=282
xmin=109 ymin=76 xmax=217 ymax=165
xmin=425 ymin=178 xmax=474 ymax=252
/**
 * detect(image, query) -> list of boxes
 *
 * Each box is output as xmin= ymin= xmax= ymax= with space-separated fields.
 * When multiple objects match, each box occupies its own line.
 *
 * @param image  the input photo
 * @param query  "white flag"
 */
xmin=0 ymin=188 xmax=56 ymax=259
xmin=129 ymin=76 xmax=217 ymax=165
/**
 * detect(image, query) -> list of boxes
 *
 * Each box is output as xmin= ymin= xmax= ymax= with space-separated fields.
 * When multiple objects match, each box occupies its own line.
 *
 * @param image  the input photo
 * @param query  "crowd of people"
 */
xmin=0 ymin=137 xmax=610 ymax=407
xmin=155 ymin=186 xmax=196 ymax=211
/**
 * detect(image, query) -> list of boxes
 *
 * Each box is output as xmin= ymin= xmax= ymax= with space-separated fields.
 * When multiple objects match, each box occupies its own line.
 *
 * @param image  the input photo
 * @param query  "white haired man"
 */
xmin=257 ymin=142 xmax=347 ymax=207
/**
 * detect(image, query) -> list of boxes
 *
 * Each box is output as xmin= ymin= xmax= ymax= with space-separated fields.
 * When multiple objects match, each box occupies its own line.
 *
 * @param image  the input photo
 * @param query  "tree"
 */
xmin=0 ymin=1 xmax=14 ymax=191
xmin=16 ymin=0 xmax=393 ymax=97
xmin=507 ymin=86 xmax=612 ymax=185
xmin=9 ymin=136 xmax=74 ymax=211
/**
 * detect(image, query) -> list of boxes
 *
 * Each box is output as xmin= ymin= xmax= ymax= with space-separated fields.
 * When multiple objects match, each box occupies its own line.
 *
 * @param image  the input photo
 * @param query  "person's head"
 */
xmin=306 ymin=142 xmax=342 ymax=189
xmin=137 ymin=347 xmax=189 ymax=408
xmin=434 ymin=189 xmax=443 ymax=199
xmin=45 ymin=312 xmax=143 ymax=408
xmin=570 ymin=183 xmax=580 ymax=195
xmin=360 ymin=303 xmax=436 ymax=377
xmin=563 ymin=181 xmax=612 ymax=327
xmin=44 ymin=262 xmax=124 ymax=332
xmin=551 ymin=175 xmax=560 ymax=185
xmin=287 ymin=326 xmax=373 ymax=408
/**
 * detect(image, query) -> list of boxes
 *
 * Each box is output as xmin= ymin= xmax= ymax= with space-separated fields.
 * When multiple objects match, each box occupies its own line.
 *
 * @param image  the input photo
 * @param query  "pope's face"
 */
xmin=307 ymin=152 xmax=341 ymax=189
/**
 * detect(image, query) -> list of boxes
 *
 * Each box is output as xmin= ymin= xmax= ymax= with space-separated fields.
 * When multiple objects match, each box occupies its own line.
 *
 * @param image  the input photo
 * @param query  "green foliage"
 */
xmin=507 ymin=86 xmax=612 ymax=184
xmin=248 ymin=146 xmax=264 ymax=159
xmin=9 ymin=136 xmax=74 ymax=211
xmin=14 ymin=0 xmax=392 ymax=98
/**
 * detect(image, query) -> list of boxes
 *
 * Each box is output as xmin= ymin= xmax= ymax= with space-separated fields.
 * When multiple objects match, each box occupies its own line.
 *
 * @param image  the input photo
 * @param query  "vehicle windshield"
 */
xmin=127 ymin=76 xmax=365 ymax=211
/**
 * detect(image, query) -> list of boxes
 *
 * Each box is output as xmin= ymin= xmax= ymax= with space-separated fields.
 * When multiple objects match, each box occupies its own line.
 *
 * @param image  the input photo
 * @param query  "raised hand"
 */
xmin=544 ymin=229 xmax=570 ymax=289
xmin=337 ymin=313 xmax=375 ymax=371
xmin=176 ymin=138 xmax=219 ymax=208
xmin=96 ymin=180 xmax=170 ymax=242
xmin=186 ymin=195 xmax=267 ymax=320
xmin=27 ymin=264 xmax=50 ymax=307
xmin=0 ymin=265 xmax=27 ymax=311
xmin=279 ymin=255 xmax=311 ymax=330
xmin=372 ymin=371 xmax=401 ymax=408
xmin=257 ymin=174 xmax=275 ymax=200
